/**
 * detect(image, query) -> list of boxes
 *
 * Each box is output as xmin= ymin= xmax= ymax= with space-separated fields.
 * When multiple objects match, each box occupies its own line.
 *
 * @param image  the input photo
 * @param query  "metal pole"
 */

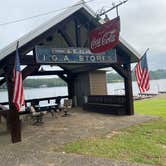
xmin=99 ymin=0 xmax=128 ymax=17
xmin=116 ymin=6 xmax=119 ymax=17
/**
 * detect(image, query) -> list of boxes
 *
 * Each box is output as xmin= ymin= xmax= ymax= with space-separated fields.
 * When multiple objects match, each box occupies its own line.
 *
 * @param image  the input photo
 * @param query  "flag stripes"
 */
xmin=134 ymin=52 xmax=150 ymax=93
xmin=12 ymin=42 xmax=25 ymax=111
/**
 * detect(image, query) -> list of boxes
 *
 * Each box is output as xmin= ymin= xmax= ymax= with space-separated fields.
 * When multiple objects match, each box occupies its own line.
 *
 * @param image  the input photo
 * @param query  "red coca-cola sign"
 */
xmin=90 ymin=17 xmax=120 ymax=53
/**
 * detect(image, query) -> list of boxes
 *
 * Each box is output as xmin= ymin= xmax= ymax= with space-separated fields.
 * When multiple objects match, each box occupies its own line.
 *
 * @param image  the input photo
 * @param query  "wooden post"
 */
xmin=5 ymin=64 xmax=21 ymax=143
xmin=74 ymin=18 xmax=81 ymax=47
xmin=124 ymin=63 xmax=134 ymax=115
xmin=67 ymin=76 xmax=75 ymax=100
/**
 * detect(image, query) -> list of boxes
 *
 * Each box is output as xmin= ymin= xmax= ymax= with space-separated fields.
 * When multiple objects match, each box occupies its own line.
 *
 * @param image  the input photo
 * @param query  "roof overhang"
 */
xmin=0 ymin=1 xmax=140 ymax=64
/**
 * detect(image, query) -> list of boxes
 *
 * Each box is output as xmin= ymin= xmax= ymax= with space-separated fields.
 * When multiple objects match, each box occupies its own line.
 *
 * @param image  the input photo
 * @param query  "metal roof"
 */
xmin=0 ymin=0 xmax=141 ymax=62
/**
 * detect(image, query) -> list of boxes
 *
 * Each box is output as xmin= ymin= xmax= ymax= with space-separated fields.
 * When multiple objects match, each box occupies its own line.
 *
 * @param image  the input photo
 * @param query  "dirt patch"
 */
xmin=106 ymin=130 xmax=122 ymax=138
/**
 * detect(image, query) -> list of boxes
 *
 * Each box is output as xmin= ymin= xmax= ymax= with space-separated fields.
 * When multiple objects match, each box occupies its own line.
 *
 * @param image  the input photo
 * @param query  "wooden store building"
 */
xmin=0 ymin=1 xmax=141 ymax=143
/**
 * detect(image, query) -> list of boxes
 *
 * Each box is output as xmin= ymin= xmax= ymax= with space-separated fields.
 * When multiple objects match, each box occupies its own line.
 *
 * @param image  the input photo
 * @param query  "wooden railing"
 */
xmin=0 ymin=96 xmax=68 ymax=127
xmin=0 ymin=95 xmax=68 ymax=106
xmin=0 ymin=95 xmax=68 ymax=115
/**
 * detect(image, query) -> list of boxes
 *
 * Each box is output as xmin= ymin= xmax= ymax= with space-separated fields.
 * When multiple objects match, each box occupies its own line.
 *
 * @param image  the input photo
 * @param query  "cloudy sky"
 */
xmin=0 ymin=0 xmax=166 ymax=70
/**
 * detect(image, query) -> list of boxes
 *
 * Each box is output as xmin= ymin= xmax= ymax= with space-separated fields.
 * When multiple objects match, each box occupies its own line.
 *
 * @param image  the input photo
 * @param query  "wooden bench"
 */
xmin=83 ymin=95 xmax=127 ymax=115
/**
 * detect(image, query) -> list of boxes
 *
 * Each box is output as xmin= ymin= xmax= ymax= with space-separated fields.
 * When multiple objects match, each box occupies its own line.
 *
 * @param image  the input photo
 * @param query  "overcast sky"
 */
xmin=0 ymin=0 xmax=166 ymax=70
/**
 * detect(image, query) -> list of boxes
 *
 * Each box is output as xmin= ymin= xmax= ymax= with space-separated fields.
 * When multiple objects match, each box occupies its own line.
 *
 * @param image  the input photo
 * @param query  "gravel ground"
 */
xmin=0 ymin=107 xmax=159 ymax=166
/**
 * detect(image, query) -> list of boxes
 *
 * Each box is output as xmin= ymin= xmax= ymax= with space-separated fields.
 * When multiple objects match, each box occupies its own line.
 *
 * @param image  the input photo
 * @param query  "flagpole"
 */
xmin=141 ymin=48 xmax=149 ymax=60
xmin=16 ymin=41 xmax=19 ymax=49
xmin=13 ymin=40 xmax=25 ymax=111
xmin=145 ymin=48 xmax=149 ymax=53
xmin=132 ymin=48 xmax=150 ymax=71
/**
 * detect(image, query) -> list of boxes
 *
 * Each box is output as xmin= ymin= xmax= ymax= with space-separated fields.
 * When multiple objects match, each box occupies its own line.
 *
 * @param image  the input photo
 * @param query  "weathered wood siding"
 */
xmin=74 ymin=72 xmax=90 ymax=106
xmin=89 ymin=71 xmax=107 ymax=95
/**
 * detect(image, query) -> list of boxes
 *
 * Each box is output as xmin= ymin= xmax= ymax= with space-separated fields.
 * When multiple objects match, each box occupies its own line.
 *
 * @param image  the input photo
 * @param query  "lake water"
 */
xmin=0 ymin=79 xmax=166 ymax=103
xmin=107 ymin=79 xmax=166 ymax=96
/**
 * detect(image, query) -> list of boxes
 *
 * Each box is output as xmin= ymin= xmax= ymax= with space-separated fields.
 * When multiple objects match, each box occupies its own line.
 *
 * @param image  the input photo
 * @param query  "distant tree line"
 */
xmin=0 ymin=77 xmax=67 ymax=89
xmin=107 ymin=69 xmax=166 ymax=83
xmin=148 ymin=69 xmax=166 ymax=80
xmin=0 ymin=69 xmax=166 ymax=89
xmin=23 ymin=78 xmax=66 ymax=88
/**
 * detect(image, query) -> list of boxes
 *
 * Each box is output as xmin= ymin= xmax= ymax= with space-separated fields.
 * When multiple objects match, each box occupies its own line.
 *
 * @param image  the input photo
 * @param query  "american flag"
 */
xmin=12 ymin=42 xmax=25 ymax=111
xmin=134 ymin=52 xmax=150 ymax=93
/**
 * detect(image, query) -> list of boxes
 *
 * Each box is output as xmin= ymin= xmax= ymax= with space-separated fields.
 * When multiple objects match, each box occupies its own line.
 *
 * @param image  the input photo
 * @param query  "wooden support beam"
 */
xmin=67 ymin=75 xmax=75 ymax=100
xmin=22 ymin=65 xmax=40 ymax=80
xmin=0 ymin=58 xmax=9 ymax=73
xmin=124 ymin=63 xmax=134 ymax=115
xmin=0 ymin=78 xmax=6 ymax=86
xmin=31 ymin=70 xmax=67 ymax=76
xmin=11 ymin=17 xmax=73 ymax=56
xmin=0 ymin=65 xmax=40 ymax=86
xmin=0 ymin=17 xmax=74 ymax=62
xmin=23 ymin=66 xmax=69 ymax=84
xmin=4 ymin=53 xmax=35 ymax=66
xmin=20 ymin=55 xmax=36 ymax=65
xmin=0 ymin=68 xmax=5 ymax=76
xmin=57 ymin=74 xmax=68 ymax=82
xmin=83 ymin=39 xmax=88 ymax=47
xmin=111 ymin=64 xmax=128 ymax=78
xmin=4 ymin=65 xmax=21 ymax=143
xmin=74 ymin=18 xmax=81 ymax=47
xmin=72 ymin=64 xmax=112 ymax=74
xmin=58 ymin=28 xmax=75 ymax=47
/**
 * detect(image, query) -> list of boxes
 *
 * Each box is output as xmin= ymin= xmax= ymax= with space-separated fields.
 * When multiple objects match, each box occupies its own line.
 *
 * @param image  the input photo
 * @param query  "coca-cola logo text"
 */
xmin=89 ymin=17 xmax=120 ymax=53
xmin=90 ymin=29 xmax=116 ymax=50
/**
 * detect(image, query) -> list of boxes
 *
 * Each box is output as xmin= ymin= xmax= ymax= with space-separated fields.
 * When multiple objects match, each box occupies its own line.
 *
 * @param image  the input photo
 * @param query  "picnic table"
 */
xmin=34 ymin=103 xmax=58 ymax=117
xmin=27 ymin=103 xmax=58 ymax=125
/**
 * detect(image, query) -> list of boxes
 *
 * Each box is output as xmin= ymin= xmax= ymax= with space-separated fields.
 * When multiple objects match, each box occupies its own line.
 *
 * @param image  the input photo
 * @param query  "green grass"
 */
xmin=135 ymin=95 xmax=166 ymax=119
xmin=63 ymin=95 xmax=166 ymax=165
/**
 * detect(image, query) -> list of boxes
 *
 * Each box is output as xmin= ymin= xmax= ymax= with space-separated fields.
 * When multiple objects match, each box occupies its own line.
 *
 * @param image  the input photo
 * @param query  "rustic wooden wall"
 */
xmin=89 ymin=71 xmax=107 ymax=95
